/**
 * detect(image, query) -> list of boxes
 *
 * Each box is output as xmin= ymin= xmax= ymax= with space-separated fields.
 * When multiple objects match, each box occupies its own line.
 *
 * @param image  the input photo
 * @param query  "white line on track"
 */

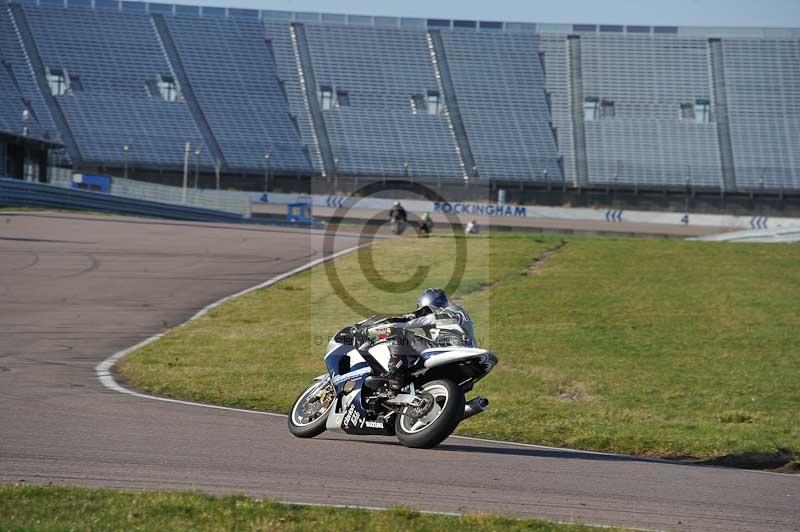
xmin=96 ymin=242 xmax=368 ymax=402
xmin=95 ymin=239 xmax=794 ymax=481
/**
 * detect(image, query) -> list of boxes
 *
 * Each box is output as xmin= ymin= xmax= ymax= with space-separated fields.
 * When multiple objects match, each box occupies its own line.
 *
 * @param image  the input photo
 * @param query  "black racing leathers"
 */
xmin=389 ymin=205 xmax=407 ymax=222
xmin=371 ymin=304 xmax=476 ymax=380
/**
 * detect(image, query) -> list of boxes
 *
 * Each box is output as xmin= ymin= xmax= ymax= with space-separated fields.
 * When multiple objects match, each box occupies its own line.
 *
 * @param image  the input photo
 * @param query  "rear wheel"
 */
xmin=395 ymin=379 xmax=464 ymax=449
xmin=288 ymin=379 xmax=334 ymax=438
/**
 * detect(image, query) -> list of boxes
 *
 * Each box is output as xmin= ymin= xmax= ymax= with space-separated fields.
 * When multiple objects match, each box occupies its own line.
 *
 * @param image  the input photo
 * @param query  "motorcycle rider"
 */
xmin=363 ymin=288 xmax=475 ymax=391
xmin=389 ymin=201 xmax=407 ymax=223
xmin=418 ymin=212 xmax=433 ymax=236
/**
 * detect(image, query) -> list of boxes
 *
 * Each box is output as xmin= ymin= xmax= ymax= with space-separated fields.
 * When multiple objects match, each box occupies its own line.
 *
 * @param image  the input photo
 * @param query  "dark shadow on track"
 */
xmin=328 ymin=437 xmax=799 ymax=472
xmin=322 ymin=437 xmax=673 ymax=466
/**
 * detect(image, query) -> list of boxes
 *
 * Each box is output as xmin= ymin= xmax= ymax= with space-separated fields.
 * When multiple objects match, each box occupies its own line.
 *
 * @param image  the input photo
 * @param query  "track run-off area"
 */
xmin=0 ymin=212 xmax=797 ymax=532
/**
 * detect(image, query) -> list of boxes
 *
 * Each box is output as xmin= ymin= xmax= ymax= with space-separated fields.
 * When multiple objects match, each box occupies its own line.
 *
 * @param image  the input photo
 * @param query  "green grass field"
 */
xmin=119 ymin=232 xmax=800 ymax=467
xmin=0 ymin=485 xmax=615 ymax=531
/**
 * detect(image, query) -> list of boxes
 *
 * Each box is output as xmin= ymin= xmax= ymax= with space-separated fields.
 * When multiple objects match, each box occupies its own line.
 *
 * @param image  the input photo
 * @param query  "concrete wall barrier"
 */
xmin=48 ymin=170 xmax=251 ymax=217
xmin=252 ymin=192 xmax=800 ymax=230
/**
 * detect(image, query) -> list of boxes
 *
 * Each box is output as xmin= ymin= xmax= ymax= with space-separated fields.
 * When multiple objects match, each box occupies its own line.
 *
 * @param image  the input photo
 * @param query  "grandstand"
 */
xmin=1 ymin=0 xmax=799 ymax=201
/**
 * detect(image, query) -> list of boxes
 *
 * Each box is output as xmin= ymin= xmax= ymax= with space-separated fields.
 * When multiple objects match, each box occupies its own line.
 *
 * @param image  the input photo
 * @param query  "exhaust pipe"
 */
xmin=463 ymin=396 xmax=489 ymax=420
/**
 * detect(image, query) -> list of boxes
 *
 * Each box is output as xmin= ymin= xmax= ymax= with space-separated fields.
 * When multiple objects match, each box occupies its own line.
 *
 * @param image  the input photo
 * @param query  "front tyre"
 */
xmin=395 ymin=379 xmax=464 ymax=449
xmin=288 ymin=379 xmax=334 ymax=438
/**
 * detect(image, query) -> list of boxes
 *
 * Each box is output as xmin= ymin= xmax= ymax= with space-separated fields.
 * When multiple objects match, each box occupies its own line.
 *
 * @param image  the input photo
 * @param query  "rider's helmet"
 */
xmin=417 ymin=288 xmax=448 ymax=309
xmin=421 ymin=212 xmax=430 ymax=220
xmin=393 ymin=201 xmax=401 ymax=207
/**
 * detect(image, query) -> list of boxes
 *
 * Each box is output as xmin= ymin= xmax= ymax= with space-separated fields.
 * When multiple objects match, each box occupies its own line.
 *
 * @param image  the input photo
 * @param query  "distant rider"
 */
xmin=364 ymin=288 xmax=475 ymax=391
xmin=389 ymin=201 xmax=407 ymax=223
xmin=418 ymin=212 xmax=433 ymax=236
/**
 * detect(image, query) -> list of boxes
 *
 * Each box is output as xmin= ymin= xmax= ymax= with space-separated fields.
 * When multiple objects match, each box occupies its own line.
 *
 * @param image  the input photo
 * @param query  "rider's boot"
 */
xmin=383 ymin=369 xmax=406 ymax=392
xmin=385 ymin=351 xmax=411 ymax=391
xmin=364 ymin=355 xmax=406 ymax=394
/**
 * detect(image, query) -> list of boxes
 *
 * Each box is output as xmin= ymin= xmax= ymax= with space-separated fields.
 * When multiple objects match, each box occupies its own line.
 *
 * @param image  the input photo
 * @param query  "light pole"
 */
xmin=123 ymin=145 xmax=129 ymax=179
xmin=215 ymin=159 xmax=221 ymax=190
xmin=685 ymin=177 xmax=692 ymax=211
xmin=182 ymin=142 xmax=190 ymax=205
xmin=193 ymin=148 xmax=200 ymax=189
xmin=264 ymin=153 xmax=271 ymax=192
xmin=333 ymin=157 xmax=339 ymax=188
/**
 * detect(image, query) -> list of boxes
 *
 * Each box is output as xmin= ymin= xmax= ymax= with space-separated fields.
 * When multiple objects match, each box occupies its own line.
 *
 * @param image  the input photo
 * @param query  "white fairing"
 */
xmin=326 ymin=342 xmax=493 ymax=373
xmin=366 ymin=342 xmax=391 ymax=370
xmin=324 ymin=341 xmax=391 ymax=373
xmin=326 ymin=387 xmax=360 ymax=431
xmin=421 ymin=347 xmax=493 ymax=369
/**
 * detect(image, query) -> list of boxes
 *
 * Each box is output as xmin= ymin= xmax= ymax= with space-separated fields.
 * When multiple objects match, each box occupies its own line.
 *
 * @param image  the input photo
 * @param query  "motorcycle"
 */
xmin=390 ymin=217 xmax=407 ymax=235
xmin=417 ymin=216 xmax=433 ymax=237
xmin=288 ymin=315 xmax=498 ymax=448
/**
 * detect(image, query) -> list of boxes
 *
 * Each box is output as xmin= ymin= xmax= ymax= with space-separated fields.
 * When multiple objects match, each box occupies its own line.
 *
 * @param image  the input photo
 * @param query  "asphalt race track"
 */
xmin=1 ymin=212 xmax=797 ymax=531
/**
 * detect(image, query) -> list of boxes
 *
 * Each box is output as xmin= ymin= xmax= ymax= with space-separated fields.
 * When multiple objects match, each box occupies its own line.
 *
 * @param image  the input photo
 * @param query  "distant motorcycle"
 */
xmin=388 ymin=203 xmax=407 ymax=235
xmin=418 ymin=213 xmax=433 ymax=237
xmin=390 ymin=217 xmax=407 ymax=235
xmin=288 ymin=315 xmax=497 ymax=448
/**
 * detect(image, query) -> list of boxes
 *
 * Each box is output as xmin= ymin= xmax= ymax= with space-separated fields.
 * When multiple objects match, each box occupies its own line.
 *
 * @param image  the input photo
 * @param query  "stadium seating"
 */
xmin=723 ymin=39 xmax=800 ymax=189
xmin=22 ymin=5 xmax=212 ymax=168
xmin=0 ymin=5 xmax=56 ymax=140
xmin=301 ymin=24 xmax=463 ymax=178
xmin=573 ymin=33 xmax=723 ymax=188
xmin=440 ymin=30 xmax=562 ymax=181
xmin=264 ymin=22 xmax=324 ymax=173
xmin=2 ymin=0 xmax=799 ymax=191
xmin=0 ymin=58 xmax=31 ymax=136
xmin=57 ymin=94 xmax=215 ymax=168
xmin=164 ymin=15 xmax=311 ymax=173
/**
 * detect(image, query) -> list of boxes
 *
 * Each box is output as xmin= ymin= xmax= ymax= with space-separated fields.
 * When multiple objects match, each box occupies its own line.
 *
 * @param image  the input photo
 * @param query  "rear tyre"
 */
xmin=288 ymin=380 xmax=334 ymax=438
xmin=395 ymin=379 xmax=464 ymax=449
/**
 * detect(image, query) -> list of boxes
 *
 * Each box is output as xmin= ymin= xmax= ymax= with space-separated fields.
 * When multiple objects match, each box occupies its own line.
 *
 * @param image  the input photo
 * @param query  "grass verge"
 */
xmin=118 ymin=233 xmax=800 ymax=468
xmin=0 ymin=484 xmax=619 ymax=531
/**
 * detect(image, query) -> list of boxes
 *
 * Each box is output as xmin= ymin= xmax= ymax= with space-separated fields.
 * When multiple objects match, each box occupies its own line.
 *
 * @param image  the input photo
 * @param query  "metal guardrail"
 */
xmin=0 ymin=178 xmax=249 ymax=223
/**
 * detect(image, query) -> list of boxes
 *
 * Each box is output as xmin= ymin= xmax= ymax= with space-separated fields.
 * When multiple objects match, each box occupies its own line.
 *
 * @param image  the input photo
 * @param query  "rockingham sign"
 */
xmin=433 ymin=201 xmax=527 ymax=217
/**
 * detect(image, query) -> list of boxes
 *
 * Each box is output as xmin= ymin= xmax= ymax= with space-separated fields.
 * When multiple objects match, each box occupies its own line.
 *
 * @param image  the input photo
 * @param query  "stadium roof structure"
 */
xmin=5 ymin=0 xmax=799 ymax=36
xmin=0 ymin=129 xmax=62 ymax=148
xmin=6 ymin=0 xmax=799 ymax=35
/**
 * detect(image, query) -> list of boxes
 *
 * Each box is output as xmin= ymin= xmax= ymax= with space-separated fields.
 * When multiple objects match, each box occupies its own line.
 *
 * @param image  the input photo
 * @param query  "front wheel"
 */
xmin=288 ymin=379 xmax=334 ymax=438
xmin=395 ymin=379 xmax=464 ymax=449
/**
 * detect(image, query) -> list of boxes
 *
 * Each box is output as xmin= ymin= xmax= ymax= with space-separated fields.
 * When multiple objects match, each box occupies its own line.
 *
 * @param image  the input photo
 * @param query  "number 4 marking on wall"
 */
xmin=681 ymin=214 xmax=689 ymax=225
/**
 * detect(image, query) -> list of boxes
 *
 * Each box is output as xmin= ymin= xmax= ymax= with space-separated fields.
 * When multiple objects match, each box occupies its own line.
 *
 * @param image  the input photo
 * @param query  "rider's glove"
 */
xmin=352 ymin=326 xmax=370 ymax=348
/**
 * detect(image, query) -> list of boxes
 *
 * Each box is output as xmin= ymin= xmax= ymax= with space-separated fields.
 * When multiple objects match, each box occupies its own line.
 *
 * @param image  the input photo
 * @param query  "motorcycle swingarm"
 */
xmin=383 ymin=393 xmax=427 ymax=408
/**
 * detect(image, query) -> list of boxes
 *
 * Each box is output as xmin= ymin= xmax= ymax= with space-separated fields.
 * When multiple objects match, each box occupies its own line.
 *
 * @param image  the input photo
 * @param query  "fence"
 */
xmin=0 ymin=177 xmax=249 ymax=223
xmin=48 ymin=169 xmax=251 ymax=217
